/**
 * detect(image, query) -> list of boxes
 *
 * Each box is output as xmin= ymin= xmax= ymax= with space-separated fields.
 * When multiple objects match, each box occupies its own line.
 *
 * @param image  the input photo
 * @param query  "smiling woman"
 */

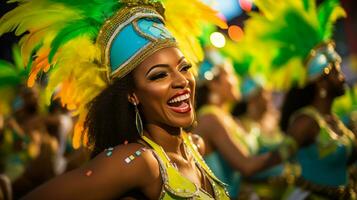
xmin=132 ymin=48 xmax=195 ymax=128
xmin=0 ymin=0 xmax=230 ymax=199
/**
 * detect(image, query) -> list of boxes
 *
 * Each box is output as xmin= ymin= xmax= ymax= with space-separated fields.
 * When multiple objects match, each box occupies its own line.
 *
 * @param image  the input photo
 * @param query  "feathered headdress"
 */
xmin=0 ymin=0 xmax=227 ymax=148
xmin=243 ymin=0 xmax=346 ymax=90
xmin=221 ymin=39 xmax=269 ymax=98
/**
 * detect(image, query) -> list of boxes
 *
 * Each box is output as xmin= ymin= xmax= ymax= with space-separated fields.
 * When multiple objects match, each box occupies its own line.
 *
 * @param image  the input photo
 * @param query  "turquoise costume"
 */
xmin=290 ymin=106 xmax=357 ymax=199
xmin=237 ymin=78 xmax=287 ymax=199
xmin=238 ymin=115 xmax=287 ymax=199
xmin=241 ymin=0 xmax=356 ymax=198
xmin=0 ymin=128 xmax=31 ymax=181
xmin=199 ymin=105 xmax=256 ymax=198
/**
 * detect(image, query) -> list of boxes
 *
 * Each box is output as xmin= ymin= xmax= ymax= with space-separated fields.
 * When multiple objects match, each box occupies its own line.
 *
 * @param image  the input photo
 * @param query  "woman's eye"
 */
xmin=180 ymin=64 xmax=192 ymax=72
xmin=149 ymin=72 xmax=167 ymax=80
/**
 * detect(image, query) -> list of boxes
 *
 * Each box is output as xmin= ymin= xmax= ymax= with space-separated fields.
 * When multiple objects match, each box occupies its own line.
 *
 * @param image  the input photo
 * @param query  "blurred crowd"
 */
xmin=0 ymin=84 xmax=90 ymax=199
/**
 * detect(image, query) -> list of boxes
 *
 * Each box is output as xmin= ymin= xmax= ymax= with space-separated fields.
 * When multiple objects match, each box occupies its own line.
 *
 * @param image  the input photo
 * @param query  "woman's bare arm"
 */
xmin=23 ymin=143 xmax=162 ymax=200
xmin=195 ymin=114 xmax=280 ymax=177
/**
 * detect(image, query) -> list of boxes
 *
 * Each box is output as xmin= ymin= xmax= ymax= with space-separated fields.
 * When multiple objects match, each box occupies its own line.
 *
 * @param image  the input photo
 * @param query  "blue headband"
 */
xmin=306 ymin=41 xmax=341 ymax=81
xmin=198 ymin=49 xmax=225 ymax=82
xmin=241 ymin=77 xmax=261 ymax=99
xmin=97 ymin=6 xmax=177 ymax=82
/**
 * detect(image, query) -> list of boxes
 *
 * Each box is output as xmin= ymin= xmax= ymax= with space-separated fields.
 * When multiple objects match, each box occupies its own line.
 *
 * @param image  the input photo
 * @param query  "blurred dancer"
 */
xmin=244 ymin=0 xmax=357 ymax=199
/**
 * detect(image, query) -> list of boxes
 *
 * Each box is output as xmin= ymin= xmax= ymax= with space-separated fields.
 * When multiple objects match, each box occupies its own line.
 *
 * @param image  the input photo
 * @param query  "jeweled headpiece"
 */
xmin=198 ymin=47 xmax=226 ymax=82
xmin=0 ymin=0 xmax=226 ymax=148
xmin=243 ymin=0 xmax=346 ymax=90
xmin=305 ymin=41 xmax=342 ymax=82
xmin=97 ymin=4 xmax=176 ymax=81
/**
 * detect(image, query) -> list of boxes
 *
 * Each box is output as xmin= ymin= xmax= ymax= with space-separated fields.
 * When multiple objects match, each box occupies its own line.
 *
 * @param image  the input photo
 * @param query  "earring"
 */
xmin=133 ymin=102 xmax=143 ymax=137
xmin=319 ymin=88 xmax=327 ymax=98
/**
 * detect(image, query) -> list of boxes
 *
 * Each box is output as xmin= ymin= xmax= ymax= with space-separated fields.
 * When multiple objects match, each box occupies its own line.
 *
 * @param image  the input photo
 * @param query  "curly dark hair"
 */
xmin=195 ymin=84 xmax=210 ymax=111
xmin=280 ymin=82 xmax=316 ymax=132
xmin=195 ymin=72 xmax=221 ymax=110
xmin=85 ymin=73 xmax=139 ymax=157
xmin=231 ymin=101 xmax=248 ymax=118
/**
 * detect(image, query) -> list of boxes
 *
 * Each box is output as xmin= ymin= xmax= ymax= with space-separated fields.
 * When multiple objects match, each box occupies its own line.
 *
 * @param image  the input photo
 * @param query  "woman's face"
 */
xmin=132 ymin=47 xmax=195 ymax=129
xmin=249 ymin=88 xmax=270 ymax=115
xmin=215 ymin=64 xmax=240 ymax=102
xmin=325 ymin=63 xmax=346 ymax=97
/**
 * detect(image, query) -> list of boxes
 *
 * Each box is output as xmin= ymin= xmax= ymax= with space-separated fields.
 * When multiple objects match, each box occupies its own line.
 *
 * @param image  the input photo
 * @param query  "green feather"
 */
xmin=49 ymin=19 xmax=100 ymax=62
xmin=261 ymin=9 xmax=319 ymax=68
xmin=317 ymin=0 xmax=346 ymax=40
xmin=0 ymin=55 xmax=23 ymax=88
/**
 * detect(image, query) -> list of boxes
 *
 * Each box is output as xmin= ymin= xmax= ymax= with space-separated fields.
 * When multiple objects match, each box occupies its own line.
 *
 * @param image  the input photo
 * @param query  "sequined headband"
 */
xmin=97 ymin=5 xmax=177 ymax=82
xmin=305 ymin=40 xmax=342 ymax=82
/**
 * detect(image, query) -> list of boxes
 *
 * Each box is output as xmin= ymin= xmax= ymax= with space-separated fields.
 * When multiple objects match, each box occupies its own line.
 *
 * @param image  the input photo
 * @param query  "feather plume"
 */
xmin=164 ymin=0 xmax=227 ymax=67
xmin=243 ymin=0 xmax=346 ymax=90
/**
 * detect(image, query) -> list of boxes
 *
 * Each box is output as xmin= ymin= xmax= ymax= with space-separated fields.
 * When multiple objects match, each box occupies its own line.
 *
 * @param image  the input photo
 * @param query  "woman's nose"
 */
xmin=172 ymin=71 xmax=189 ymax=88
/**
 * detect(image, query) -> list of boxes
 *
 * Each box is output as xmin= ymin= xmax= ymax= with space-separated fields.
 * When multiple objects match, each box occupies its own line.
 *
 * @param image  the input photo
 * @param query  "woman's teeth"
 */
xmin=168 ymin=93 xmax=190 ymax=104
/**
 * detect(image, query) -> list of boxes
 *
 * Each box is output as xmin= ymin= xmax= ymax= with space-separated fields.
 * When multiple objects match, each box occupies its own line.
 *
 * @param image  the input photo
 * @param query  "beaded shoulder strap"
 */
xmin=181 ymin=132 xmax=227 ymax=186
xmin=293 ymin=106 xmax=356 ymax=157
xmin=295 ymin=106 xmax=326 ymax=128
xmin=141 ymin=136 xmax=199 ymax=198
xmin=181 ymin=132 xmax=230 ymax=199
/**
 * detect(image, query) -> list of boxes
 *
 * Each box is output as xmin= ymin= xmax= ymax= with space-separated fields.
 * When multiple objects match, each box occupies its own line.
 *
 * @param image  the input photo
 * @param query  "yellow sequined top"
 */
xmin=141 ymin=132 xmax=230 ymax=200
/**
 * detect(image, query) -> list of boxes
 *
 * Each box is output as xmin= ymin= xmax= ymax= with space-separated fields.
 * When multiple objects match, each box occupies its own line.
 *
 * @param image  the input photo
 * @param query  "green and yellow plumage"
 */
xmin=244 ymin=0 xmax=346 ymax=90
xmin=0 ymin=0 xmax=226 ymax=148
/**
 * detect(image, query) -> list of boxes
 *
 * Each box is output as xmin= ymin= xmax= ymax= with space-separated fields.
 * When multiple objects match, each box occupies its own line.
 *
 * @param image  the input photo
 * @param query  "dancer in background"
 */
xmin=0 ymin=46 xmax=59 ymax=199
xmin=194 ymin=48 xmax=297 ymax=199
xmin=232 ymin=77 xmax=287 ymax=200
xmin=244 ymin=0 xmax=357 ymax=198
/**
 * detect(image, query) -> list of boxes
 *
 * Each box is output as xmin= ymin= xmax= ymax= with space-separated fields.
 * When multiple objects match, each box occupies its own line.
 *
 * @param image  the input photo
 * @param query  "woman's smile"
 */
xmin=132 ymin=47 xmax=196 ymax=129
xmin=167 ymin=89 xmax=192 ymax=114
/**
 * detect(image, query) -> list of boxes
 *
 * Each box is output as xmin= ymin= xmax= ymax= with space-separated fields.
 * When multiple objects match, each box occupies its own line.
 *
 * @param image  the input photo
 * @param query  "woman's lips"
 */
xmin=168 ymin=101 xmax=191 ymax=113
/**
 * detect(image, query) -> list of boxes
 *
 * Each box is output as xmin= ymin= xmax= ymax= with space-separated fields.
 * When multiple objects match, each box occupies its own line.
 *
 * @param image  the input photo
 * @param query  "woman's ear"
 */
xmin=207 ymin=79 xmax=219 ymax=92
xmin=127 ymin=93 xmax=139 ymax=105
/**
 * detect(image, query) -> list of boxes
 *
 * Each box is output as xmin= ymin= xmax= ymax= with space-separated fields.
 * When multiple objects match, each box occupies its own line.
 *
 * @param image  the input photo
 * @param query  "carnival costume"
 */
xmin=222 ymin=42 xmax=289 ymax=199
xmin=239 ymin=79 xmax=289 ymax=200
xmin=244 ymin=0 xmax=357 ymax=198
xmin=0 ymin=0 xmax=231 ymax=199
xmin=142 ymin=132 xmax=229 ymax=199
xmin=197 ymin=50 xmax=297 ymax=199
xmin=200 ymin=104 xmax=253 ymax=198
xmin=196 ymin=51 xmax=251 ymax=198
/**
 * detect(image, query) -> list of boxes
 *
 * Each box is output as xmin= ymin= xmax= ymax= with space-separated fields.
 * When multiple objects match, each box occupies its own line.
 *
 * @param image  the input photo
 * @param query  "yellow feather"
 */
xmin=164 ymin=0 xmax=227 ymax=66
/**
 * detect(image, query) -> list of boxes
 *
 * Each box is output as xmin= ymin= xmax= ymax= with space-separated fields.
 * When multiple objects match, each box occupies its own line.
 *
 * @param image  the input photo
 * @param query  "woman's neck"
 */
xmin=247 ymin=105 xmax=264 ymax=122
xmin=208 ymin=99 xmax=231 ymax=113
xmin=311 ymin=95 xmax=333 ymax=115
xmin=144 ymin=123 xmax=183 ymax=154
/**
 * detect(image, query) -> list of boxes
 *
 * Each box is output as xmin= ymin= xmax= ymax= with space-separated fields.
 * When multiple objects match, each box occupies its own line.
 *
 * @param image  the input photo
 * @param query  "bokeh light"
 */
xmin=210 ymin=32 xmax=226 ymax=48
xmin=239 ymin=0 xmax=253 ymax=12
xmin=228 ymin=25 xmax=244 ymax=42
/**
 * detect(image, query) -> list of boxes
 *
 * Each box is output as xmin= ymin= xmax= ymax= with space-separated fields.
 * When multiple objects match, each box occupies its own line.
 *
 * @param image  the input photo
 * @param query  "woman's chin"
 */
xmin=168 ymin=117 xmax=195 ymax=129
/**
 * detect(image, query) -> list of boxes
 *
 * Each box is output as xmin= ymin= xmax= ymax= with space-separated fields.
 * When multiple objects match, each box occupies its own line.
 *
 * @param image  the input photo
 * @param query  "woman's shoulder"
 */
xmin=22 ymin=143 xmax=163 ymax=199
xmin=87 ymin=143 xmax=161 ymax=187
xmin=195 ymin=113 xmax=223 ymax=138
xmin=96 ymin=142 xmax=159 ymax=169
xmin=288 ymin=109 xmax=320 ymax=146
